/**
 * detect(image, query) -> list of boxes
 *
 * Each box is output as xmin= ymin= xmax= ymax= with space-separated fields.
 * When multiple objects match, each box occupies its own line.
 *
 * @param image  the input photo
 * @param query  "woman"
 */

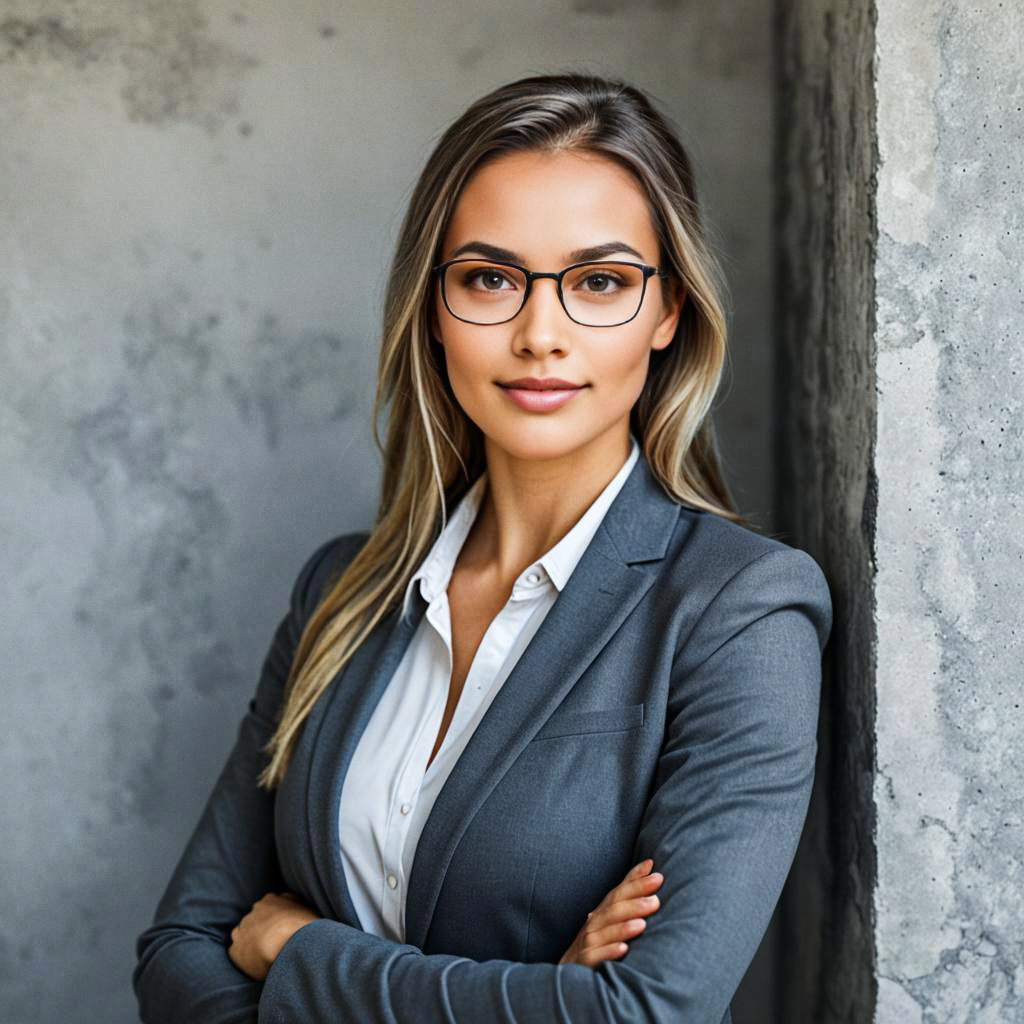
xmin=134 ymin=73 xmax=832 ymax=1024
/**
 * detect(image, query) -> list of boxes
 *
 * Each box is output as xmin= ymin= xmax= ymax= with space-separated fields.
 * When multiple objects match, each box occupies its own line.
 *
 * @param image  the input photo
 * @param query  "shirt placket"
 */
xmin=379 ymin=582 xmax=454 ymax=938
xmin=378 ymin=560 xmax=550 ymax=939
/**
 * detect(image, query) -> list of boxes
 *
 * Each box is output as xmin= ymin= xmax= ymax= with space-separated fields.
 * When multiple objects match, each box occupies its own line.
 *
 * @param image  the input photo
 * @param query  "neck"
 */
xmin=460 ymin=422 xmax=633 ymax=582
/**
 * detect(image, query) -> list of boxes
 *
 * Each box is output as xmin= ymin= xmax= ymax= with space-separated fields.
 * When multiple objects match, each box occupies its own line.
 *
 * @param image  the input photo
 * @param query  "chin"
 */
xmin=480 ymin=423 xmax=590 ymax=464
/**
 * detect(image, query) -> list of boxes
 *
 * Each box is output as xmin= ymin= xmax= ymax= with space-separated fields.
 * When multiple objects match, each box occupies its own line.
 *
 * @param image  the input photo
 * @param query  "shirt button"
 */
xmin=400 ymin=803 xmax=411 ymax=815
xmin=387 ymin=873 xmax=398 ymax=889
xmin=526 ymin=572 xmax=541 ymax=584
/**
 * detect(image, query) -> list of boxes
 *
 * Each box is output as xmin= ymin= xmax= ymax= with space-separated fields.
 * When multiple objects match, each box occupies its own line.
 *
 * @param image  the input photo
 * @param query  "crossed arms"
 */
xmin=133 ymin=537 xmax=832 ymax=1024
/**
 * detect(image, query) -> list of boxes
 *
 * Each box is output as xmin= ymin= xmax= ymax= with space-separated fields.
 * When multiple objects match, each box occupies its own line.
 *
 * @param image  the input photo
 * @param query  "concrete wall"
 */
xmin=0 ymin=2 xmax=778 ymax=1021
xmin=873 ymin=2 xmax=1024 ymax=1020
xmin=778 ymin=0 xmax=1024 ymax=1021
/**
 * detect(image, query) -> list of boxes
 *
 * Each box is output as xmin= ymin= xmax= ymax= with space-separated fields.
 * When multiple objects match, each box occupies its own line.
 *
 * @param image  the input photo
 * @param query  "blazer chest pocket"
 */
xmin=530 ymin=702 xmax=645 ymax=741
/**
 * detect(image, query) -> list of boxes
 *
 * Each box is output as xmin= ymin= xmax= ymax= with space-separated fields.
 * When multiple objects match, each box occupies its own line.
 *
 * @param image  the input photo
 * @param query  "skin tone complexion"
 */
xmin=430 ymin=148 xmax=685 ymax=583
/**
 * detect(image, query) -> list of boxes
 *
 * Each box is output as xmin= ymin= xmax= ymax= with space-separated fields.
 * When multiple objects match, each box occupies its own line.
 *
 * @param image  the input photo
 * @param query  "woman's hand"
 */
xmin=559 ymin=859 xmax=664 ymax=968
xmin=228 ymin=891 xmax=321 ymax=981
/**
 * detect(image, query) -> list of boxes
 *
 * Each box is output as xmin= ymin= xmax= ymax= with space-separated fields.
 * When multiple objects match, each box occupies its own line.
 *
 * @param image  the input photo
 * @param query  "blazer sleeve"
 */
xmin=132 ymin=531 xmax=365 ymax=1024
xmin=257 ymin=545 xmax=833 ymax=1024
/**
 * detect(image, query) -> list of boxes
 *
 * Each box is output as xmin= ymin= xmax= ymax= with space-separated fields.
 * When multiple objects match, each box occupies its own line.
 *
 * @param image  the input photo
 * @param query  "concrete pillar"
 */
xmin=777 ymin=1 xmax=1023 ymax=1020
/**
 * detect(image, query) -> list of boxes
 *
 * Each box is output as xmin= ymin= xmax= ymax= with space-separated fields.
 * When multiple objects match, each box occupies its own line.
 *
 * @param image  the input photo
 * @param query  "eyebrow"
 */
xmin=446 ymin=240 xmax=647 ymax=264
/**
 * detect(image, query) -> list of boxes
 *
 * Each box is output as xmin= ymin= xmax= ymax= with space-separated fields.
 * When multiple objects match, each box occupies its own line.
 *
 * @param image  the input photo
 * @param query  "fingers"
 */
xmin=571 ymin=861 xmax=665 ymax=969
xmin=593 ymin=860 xmax=659 ymax=914
xmin=617 ymin=869 xmax=664 ymax=897
xmin=613 ymin=890 xmax=662 ymax=920
xmin=589 ymin=890 xmax=661 ymax=940
xmin=615 ymin=872 xmax=664 ymax=906
xmin=616 ymin=860 xmax=661 ymax=901
xmin=577 ymin=939 xmax=631 ymax=967
xmin=579 ymin=867 xmax=665 ymax=965
xmin=576 ymin=911 xmax=650 ymax=967
xmin=587 ymin=914 xmax=649 ymax=951
xmin=627 ymin=858 xmax=653 ymax=879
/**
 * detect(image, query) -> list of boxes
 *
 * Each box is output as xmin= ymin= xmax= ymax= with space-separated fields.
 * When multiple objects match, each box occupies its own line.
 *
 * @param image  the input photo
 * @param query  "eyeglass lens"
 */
xmin=441 ymin=260 xmax=648 ymax=327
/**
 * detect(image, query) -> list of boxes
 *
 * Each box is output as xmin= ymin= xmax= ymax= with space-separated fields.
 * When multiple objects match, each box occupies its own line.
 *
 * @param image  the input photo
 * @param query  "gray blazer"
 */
xmin=133 ymin=452 xmax=832 ymax=1023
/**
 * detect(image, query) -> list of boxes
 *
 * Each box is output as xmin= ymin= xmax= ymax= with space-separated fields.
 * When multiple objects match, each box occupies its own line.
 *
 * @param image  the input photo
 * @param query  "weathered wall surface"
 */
xmin=775 ymin=1 xmax=878 ymax=1020
xmin=873 ymin=2 xmax=1024 ymax=1021
xmin=779 ymin=0 xmax=1024 ymax=1021
xmin=0 ymin=2 xmax=778 ymax=1021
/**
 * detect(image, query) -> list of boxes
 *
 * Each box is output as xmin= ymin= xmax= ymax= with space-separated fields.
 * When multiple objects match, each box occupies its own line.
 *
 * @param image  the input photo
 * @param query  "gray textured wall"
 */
xmin=778 ymin=1 xmax=1024 ymax=1022
xmin=873 ymin=2 xmax=1023 ymax=1020
xmin=0 ymin=2 xmax=778 ymax=1021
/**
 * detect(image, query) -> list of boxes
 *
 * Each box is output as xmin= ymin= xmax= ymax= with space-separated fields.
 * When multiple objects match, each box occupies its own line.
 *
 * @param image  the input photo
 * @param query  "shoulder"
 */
xmin=660 ymin=506 xmax=833 ymax=657
xmin=288 ymin=529 xmax=372 ymax=621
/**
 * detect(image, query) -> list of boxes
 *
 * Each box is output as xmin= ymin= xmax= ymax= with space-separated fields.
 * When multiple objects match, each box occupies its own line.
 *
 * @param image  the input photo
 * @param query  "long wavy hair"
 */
xmin=257 ymin=71 xmax=746 ymax=790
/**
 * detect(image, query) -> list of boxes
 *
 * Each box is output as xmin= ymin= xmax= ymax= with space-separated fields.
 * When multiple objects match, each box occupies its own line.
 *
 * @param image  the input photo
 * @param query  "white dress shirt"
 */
xmin=337 ymin=435 xmax=640 ymax=942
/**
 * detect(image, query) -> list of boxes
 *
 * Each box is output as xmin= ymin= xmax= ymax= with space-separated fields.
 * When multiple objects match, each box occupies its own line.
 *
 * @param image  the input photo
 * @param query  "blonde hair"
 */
xmin=257 ymin=72 xmax=747 ymax=790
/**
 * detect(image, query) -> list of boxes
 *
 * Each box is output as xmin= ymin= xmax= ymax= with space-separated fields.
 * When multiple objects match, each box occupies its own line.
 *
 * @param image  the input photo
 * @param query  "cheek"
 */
xmin=437 ymin=328 xmax=499 ymax=421
xmin=593 ymin=328 xmax=655 ymax=393
xmin=441 ymin=327 xmax=490 ymax=388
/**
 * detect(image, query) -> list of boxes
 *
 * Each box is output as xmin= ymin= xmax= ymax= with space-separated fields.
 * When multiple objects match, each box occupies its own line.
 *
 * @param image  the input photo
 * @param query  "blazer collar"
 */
xmin=304 ymin=449 xmax=684 ymax=946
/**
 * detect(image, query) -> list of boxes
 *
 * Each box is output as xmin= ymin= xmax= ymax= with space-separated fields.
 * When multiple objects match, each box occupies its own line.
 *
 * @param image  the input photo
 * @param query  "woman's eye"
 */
xmin=467 ymin=269 xmax=512 ymax=291
xmin=581 ymin=273 xmax=622 ymax=293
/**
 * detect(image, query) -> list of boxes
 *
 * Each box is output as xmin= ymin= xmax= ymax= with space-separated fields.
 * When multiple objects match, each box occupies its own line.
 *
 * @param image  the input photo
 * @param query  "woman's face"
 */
xmin=431 ymin=148 xmax=685 ymax=464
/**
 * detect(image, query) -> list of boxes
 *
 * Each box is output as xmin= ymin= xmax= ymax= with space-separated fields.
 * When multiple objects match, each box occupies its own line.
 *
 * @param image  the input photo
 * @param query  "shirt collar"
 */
xmin=401 ymin=434 xmax=640 ymax=621
xmin=530 ymin=434 xmax=639 ymax=592
xmin=401 ymin=472 xmax=487 ymax=621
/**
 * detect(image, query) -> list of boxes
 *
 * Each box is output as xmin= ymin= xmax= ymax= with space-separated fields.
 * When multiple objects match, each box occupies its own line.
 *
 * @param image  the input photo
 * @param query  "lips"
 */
xmin=497 ymin=379 xmax=587 ymax=412
xmin=498 ymin=377 xmax=583 ymax=390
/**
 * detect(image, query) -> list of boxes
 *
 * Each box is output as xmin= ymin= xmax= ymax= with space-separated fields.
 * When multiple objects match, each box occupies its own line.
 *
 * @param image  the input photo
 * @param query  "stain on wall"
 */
xmin=222 ymin=314 xmax=352 ymax=451
xmin=0 ymin=2 xmax=258 ymax=131
xmin=0 ymin=13 xmax=114 ymax=67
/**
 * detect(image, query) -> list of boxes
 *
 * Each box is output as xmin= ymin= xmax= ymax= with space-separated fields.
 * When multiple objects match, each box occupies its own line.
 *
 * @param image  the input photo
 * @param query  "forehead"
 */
xmin=442 ymin=149 xmax=658 ymax=262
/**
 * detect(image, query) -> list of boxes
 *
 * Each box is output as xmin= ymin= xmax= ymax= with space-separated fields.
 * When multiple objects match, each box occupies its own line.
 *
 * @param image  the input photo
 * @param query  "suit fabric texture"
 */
xmin=133 ymin=451 xmax=833 ymax=1024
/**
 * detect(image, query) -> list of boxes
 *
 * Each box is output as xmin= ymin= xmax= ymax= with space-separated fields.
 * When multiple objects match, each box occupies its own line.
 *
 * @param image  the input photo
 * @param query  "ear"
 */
xmin=650 ymin=278 xmax=686 ymax=352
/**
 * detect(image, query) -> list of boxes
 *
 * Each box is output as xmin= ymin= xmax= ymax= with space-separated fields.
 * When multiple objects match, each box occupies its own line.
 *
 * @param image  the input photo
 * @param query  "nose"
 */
xmin=512 ymin=277 xmax=569 ymax=356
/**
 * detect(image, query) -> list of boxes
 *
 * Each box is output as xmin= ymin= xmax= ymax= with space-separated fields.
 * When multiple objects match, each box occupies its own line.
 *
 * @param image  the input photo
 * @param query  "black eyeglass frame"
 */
xmin=431 ymin=257 xmax=671 ymax=328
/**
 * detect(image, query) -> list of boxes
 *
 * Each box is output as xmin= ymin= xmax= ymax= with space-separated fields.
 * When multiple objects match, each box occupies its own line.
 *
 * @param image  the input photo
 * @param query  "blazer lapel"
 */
xmin=404 ymin=454 xmax=682 ymax=950
xmin=304 ymin=452 xmax=684 ymax=943
xmin=305 ymin=601 xmax=424 ymax=925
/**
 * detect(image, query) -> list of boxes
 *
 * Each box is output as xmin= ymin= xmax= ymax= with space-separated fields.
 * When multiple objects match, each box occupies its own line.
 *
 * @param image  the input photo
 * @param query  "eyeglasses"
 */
xmin=431 ymin=257 xmax=669 ymax=328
